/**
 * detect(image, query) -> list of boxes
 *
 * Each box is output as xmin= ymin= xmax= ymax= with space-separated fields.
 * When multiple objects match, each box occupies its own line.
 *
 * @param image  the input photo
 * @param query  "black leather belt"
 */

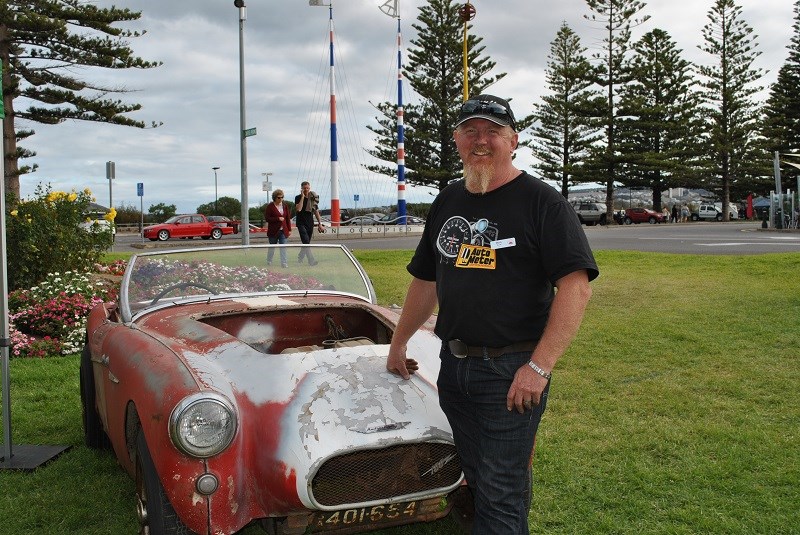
xmin=447 ymin=339 xmax=537 ymax=359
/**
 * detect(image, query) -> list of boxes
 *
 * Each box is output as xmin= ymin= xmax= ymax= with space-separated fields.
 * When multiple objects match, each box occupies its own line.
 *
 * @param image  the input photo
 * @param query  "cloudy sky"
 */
xmin=20 ymin=0 xmax=796 ymax=214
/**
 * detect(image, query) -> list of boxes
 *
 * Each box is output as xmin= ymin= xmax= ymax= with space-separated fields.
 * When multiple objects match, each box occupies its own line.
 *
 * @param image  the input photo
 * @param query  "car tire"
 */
xmin=136 ymin=430 xmax=196 ymax=535
xmin=716 ymin=214 xmax=723 ymax=222
xmin=157 ymin=230 xmax=170 ymax=241
xmin=80 ymin=345 xmax=110 ymax=450
xmin=211 ymin=228 xmax=223 ymax=240
xmin=691 ymin=214 xmax=699 ymax=221
xmin=648 ymin=217 xmax=656 ymax=224
xmin=624 ymin=217 xmax=632 ymax=225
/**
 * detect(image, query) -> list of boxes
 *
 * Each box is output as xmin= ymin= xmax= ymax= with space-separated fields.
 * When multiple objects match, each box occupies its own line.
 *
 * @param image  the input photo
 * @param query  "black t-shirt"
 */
xmin=408 ymin=172 xmax=599 ymax=347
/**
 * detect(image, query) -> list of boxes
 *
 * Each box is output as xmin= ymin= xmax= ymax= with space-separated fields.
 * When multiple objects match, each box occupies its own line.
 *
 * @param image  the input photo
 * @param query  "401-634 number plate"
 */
xmin=312 ymin=501 xmax=418 ymax=530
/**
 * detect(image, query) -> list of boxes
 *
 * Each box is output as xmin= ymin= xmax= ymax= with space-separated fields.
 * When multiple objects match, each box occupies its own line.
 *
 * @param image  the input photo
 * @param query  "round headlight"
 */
xmin=169 ymin=393 xmax=237 ymax=458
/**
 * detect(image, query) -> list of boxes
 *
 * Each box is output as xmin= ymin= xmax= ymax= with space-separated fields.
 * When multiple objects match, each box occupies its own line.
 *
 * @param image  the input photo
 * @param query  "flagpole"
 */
xmin=395 ymin=14 xmax=407 ymax=225
xmin=309 ymin=1 xmax=340 ymax=226
xmin=462 ymin=2 xmax=470 ymax=101
xmin=459 ymin=2 xmax=476 ymax=102
xmin=327 ymin=3 xmax=340 ymax=226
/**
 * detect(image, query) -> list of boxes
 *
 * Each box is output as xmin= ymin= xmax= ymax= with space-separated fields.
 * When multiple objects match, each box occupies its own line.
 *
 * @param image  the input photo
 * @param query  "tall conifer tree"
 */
xmin=698 ymin=0 xmax=765 ymax=217
xmin=0 ymin=0 xmax=160 ymax=200
xmin=762 ymin=0 xmax=800 ymax=189
xmin=584 ymin=0 xmax=650 ymax=216
xmin=531 ymin=23 xmax=600 ymax=198
xmin=617 ymin=29 xmax=702 ymax=211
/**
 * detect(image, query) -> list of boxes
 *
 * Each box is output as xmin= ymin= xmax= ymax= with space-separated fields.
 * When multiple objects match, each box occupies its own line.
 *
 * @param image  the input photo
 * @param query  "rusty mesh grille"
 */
xmin=311 ymin=442 xmax=461 ymax=507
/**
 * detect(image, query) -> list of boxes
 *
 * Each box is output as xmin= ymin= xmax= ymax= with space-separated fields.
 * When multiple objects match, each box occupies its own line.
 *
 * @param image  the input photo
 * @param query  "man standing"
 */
xmin=294 ymin=181 xmax=325 ymax=266
xmin=386 ymin=95 xmax=598 ymax=534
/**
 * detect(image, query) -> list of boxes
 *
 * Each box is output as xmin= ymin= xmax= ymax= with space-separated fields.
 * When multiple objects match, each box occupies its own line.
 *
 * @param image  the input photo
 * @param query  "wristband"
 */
xmin=527 ymin=361 xmax=552 ymax=380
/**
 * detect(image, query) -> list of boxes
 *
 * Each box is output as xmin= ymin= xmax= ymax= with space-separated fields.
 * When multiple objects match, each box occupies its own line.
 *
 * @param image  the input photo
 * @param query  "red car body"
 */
xmin=142 ymin=214 xmax=235 ymax=241
xmin=81 ymin=244 xmax=463 ymax=535
xmin=623 ymin=207 xmax=666 ymax=224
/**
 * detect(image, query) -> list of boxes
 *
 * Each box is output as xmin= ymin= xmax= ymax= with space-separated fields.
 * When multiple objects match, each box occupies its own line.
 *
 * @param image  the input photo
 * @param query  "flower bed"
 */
xmin=7 ymin=261 xmax=126 ymax=358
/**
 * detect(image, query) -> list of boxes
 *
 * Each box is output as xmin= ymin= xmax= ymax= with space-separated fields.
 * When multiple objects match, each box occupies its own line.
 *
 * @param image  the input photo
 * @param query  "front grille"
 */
xmin=311 ymin=442 xmax=461 ymax=507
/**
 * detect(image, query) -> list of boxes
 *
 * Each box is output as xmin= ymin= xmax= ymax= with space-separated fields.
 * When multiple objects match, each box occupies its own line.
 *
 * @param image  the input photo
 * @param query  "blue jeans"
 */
xmin=438 ymin=345 xmax=550 ymax=535
xmin=267 ymin=231 xmax=287 ymax=266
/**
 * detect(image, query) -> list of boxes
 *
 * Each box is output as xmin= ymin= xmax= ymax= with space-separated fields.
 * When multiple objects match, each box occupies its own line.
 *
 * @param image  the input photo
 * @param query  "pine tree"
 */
xmin=617 ymin=28 xmax=702 ymax=211
xmin=698 ymin=0 xmax=765 ymax=218
xmin=0 ymin=0 xmax=160 ymax=200
xmin=762 ymin=0 xmax=800 ymax=189
xmin=531 ymin=23 xmax=600 ymax=198
xmin=366 ymin=0 xmax=505 ymax=191
xmin=583 ymin=0 xmax=650 ymax=215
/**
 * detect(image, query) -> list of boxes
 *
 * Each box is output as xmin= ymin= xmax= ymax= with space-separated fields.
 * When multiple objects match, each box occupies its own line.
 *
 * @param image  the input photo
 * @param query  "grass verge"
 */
xmin=1 ymin=250 xmax=798 ymax=534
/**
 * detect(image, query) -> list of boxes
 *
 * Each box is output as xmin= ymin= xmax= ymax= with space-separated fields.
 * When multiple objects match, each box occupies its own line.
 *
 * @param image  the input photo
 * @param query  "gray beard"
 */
xmin=463 ymin=163 xmax=494 ymax=194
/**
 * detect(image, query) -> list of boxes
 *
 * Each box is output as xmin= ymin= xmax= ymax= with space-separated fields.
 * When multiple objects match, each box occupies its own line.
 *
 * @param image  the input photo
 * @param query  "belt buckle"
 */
xmin=448 ymin=339 xmax=468 ymax=358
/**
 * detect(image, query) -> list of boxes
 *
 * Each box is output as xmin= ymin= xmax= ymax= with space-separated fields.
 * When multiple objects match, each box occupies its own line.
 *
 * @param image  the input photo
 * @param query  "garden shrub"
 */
xmin=5 ymin=184 xmax=114 ymax=290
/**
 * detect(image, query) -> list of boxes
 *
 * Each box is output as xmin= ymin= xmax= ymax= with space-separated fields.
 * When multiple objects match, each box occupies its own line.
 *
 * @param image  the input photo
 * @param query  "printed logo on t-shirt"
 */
xmin=436 ymin=215 xmax=499 ymax=266
xmin=455 ymin=243 xmax=496 ymax=269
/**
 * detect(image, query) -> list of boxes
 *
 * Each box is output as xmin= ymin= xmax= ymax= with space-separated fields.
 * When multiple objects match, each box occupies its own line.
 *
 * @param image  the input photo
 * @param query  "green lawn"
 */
xmin=1 ymin=250 xmax=798 ymax=534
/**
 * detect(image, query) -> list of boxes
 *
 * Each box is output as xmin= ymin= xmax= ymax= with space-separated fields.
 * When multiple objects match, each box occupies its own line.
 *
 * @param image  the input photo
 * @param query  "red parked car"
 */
xmin=142 ymin=214 xmax=235 ymax=241
xmin=623 ymin=207 xmax=666 ymax=225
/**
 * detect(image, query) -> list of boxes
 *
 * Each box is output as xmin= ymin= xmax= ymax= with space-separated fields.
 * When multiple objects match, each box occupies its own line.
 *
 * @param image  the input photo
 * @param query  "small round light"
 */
xmin=196 ymin=473 xmax=219 ymax=495
xmin=169 ymin=394 xmax=237 ymax=458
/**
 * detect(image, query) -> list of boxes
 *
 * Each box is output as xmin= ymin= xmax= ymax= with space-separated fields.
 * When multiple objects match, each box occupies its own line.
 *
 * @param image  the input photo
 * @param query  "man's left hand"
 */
xmin=506 ymin=365 xmax=547 ymax=414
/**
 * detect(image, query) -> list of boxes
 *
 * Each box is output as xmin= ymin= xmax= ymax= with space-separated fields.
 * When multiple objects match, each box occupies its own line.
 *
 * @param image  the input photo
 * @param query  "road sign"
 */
xmin=354 ymin=194 xmax=360 ymax=202
xmin=262 ymin=181 xmax=272 ymax=192
xmin=243 ymin=127 xmax=257 ymax=138
xmin=137 ymin=183 xmax=144 ymax=197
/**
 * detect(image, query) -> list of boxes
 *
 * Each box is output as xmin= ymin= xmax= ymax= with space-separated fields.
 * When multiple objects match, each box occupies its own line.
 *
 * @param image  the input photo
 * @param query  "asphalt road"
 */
xmin=111 ymin=222 xmax=800 ymax=255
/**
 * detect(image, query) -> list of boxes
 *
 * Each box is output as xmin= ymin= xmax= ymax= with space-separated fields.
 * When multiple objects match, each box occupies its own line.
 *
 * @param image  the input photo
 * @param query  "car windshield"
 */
xmin=119 ymin=244 xmax=376 ymax=322
xmin=163 ymin=215 xmax=182 ymax=224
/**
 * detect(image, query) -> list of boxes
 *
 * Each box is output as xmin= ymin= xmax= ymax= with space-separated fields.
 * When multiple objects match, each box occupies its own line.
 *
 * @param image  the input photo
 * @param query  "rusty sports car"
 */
xmin=81 ymin=244 xmax=463 ymax=534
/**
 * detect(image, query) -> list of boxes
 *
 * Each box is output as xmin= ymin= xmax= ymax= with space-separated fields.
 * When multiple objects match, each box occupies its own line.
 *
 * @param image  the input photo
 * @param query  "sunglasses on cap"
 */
xmin=459 ymin=99 xmax=516 ymax=129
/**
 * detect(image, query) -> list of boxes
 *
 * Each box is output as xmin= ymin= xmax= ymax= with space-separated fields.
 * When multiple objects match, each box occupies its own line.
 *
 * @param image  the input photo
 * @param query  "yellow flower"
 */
xmin=10 ymin=210 xmax=18 ymax=217
xmin=84 ymin=187 xmax=92 ymax=195
xmin=68 ymin=193 xmax=78 ymax=202
xmin=104 ymin=208 xmax=117 ymax=222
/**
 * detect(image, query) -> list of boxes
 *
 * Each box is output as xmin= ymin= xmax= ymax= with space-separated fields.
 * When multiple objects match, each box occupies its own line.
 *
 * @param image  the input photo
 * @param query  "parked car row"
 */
xmin=344 ymin=213 xmax=426 ymax=226
xmin=572 ymin=202 xmax=739 ymax=226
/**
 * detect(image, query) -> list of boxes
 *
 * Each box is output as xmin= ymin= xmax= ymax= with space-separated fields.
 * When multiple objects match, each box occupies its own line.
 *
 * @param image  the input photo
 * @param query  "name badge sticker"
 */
xmin=490 ymin=237 xmax=516 ymax=250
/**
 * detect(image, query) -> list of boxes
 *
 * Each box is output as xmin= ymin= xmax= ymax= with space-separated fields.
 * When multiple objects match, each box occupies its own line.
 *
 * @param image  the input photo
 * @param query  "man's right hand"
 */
xmin=387 ymin=344 xmax=418 ymax=380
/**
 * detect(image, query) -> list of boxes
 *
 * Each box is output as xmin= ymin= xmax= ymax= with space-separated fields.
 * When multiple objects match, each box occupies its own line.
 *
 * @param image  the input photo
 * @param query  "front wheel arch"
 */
xmin=135 ymin=429 xmax=197 ymax=535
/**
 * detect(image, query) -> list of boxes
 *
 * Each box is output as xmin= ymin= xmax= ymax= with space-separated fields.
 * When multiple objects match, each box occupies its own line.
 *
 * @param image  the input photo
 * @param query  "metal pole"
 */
xmin=2 ymin=114 xmax=12 ymax=466
xmin=235 ymin=1 xmax=250 ymax=245
xmin=212 ymin=166 xmax=220 ymax=214
xmin=774 ymin=152 xmax=783 ymax=228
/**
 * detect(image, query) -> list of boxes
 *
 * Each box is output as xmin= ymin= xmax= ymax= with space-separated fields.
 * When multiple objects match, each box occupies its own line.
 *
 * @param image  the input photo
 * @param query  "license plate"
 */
xmin=311 ymin=501 xmax=420 ymax=531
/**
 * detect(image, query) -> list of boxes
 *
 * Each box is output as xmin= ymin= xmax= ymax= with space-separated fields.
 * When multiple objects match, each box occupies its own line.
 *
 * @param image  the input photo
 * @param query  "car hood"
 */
xmin=138 ymin=302 xmax=454 ymax=510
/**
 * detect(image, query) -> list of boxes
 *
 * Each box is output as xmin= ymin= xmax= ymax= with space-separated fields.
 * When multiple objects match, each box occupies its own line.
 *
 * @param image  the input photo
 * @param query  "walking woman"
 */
xmin=264 ymin=189 xmax=291 ymax=267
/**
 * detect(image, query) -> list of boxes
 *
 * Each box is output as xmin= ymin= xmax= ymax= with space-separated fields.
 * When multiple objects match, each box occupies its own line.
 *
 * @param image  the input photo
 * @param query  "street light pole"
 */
xmin=212 ymin=166 xmax=220 ymax=214
xmin=234 ymin=0 xmax=250 ymax=245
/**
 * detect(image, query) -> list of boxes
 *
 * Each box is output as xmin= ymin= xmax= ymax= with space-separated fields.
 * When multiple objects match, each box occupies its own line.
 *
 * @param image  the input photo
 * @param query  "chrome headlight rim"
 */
xmin=169 ymin=392 xmax=237 ymax=459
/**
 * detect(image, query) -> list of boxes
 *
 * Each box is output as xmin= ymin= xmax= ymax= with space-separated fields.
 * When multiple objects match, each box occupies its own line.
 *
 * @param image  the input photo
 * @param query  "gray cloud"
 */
xmin=20 ymin=0 xmax=794 ymax=213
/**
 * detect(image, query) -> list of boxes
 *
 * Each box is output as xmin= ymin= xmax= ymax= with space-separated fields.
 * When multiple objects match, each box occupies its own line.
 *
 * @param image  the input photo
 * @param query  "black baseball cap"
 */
xmin=455 ymin=94 xmax=517 ymax=130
